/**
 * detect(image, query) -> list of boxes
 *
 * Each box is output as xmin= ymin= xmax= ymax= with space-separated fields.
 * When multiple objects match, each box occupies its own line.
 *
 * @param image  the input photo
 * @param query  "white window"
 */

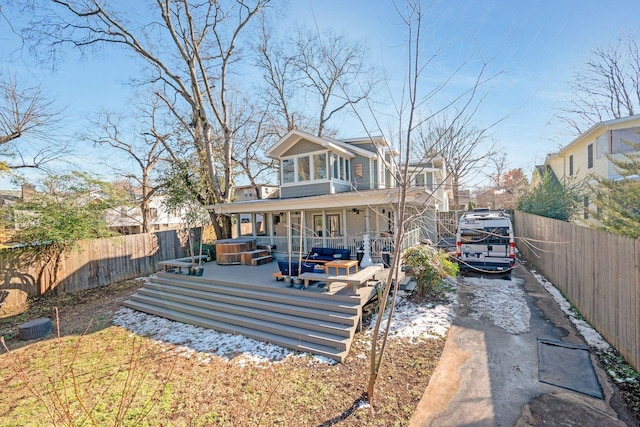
xmin=596 ymin=132 xmax=610 ymax=159
xmin=297 ymin=156 xmax=310 ymax=181
xmin=313 ymin=153 xmax=327 ymax=180
xmin=282 ymin=152 xmax=331 ymax=184
xmin=611 ymin=128 xmax=640 ymax=154
xmin=282 ymin=159 xmax=294 ymax=183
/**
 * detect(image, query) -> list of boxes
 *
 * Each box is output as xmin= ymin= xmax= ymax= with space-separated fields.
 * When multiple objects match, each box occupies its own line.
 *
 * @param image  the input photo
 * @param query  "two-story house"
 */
xmin=208 ymin=129 xmax=450 ymax=261
xmin=543 ymin=114 xmax=640 ymax=223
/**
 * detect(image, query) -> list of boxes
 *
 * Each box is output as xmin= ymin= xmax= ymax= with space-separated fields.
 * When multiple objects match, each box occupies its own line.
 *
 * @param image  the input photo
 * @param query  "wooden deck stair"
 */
xmin=122 ymin=272 xmax=364 ymax=362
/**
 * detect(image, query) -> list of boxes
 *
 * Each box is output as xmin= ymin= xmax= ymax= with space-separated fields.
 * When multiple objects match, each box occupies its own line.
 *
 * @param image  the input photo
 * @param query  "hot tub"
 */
xmin=215 ymin=238 xmax=257 ymax=265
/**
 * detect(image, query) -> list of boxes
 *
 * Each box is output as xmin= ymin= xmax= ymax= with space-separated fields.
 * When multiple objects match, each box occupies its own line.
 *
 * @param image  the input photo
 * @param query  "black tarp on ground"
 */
xmin=537 ymin=338 xmax=603 ymax=399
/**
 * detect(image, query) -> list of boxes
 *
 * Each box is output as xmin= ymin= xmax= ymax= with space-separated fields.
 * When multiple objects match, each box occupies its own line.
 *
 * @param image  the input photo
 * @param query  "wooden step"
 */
xmin=135 ymin=286 xmax=357 ymax=332
xmin=121 ymin=270 xmax=367 ymax=362
xmin=251 ymin=255 xmax=273 ymax=266
xmin=126 ymin=293 xmax=352 ymax=349
xmin=122 ymin=299 xmax=349 ymax=362
xmin=151 ymin=271 xmax=360 ymax=306
xmin=150 ymin=275 xmax=361 ymax=313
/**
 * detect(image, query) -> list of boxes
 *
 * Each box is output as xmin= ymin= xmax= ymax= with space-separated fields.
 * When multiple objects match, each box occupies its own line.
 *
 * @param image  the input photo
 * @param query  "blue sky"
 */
xmin=2 ymin=0 xmax=640 ymax=189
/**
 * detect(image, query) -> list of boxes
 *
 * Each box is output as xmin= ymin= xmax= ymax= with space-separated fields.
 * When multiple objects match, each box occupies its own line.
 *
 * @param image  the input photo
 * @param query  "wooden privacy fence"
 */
xmin=514 ymin=210 xmax=639 ymax=371
xmin=1 ymin=230 xmax=188 ymax=309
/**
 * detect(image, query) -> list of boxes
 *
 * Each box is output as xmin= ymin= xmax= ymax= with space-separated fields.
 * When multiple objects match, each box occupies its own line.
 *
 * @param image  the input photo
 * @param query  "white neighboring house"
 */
xmin=106 ymin=194 xmax=185 ymax=235
xmin=543 ymin=114 xmax=640 ymax=224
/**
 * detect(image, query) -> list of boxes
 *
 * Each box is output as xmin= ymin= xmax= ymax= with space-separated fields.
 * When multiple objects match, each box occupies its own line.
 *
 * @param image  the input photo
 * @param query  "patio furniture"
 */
xmin=159 ymin=256 xmax=207 ymax=274
xmin=325 ymin=265 xmax=383 ymax=294
xmin=325 ymin=259 xmax=359 ymax=276
xmin=274 ymin=261 xmax=320 ymax=281
xmin=306 ymin=247 xmax=351 ymax=262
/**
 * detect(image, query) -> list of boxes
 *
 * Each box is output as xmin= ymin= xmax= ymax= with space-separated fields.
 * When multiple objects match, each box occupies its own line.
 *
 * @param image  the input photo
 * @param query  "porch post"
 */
xmin=342 ymin=208 xmax=347 ymax=248
xmin=286 ymin=211 xmax=292 ymax=260
xmin=322 ymin=210 xmax=327 ymax=247
xmin=252 ymin=213 xmax=257 ymax=237
xmin=235 ymin=214 xmax=241 ymax=238
xmin=361 ymin=208 xmax=373 ymax=267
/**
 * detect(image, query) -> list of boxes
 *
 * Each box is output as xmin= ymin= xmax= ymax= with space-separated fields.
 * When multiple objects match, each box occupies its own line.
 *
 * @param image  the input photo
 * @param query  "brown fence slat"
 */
xmin=514 ymin=211 xmax=639 ymax=372
xmin=1 ymin=230 xmax=188 ymax=301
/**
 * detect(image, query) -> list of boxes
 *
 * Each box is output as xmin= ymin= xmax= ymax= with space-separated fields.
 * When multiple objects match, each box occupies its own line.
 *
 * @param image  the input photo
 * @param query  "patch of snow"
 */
xmin=113 ymin=307 xmax=299 ymax=364
xmin=460 ymin=276 xmax=530 ymax=335
xmin=366 ymin=288 xmax=457 ymax=341
xmin=531 ymin=271 xmax=610 ymax=351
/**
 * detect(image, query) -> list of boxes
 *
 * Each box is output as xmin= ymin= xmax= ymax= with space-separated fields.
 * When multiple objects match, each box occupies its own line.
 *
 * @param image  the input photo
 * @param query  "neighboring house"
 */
xmin=234 ymin=184 xmax=279 ymax=201
xmin=543 ymin=114 xmax=640 ymax=223
xmin=208 ymin=129 xmax=450 ymax=261
xmin=106 ymin=194 xmax=185 ymax=235
xmin=0 ymin=184 xmax=39 ymax=243
xmin=473 ymin=187 xmax=510 ymax=210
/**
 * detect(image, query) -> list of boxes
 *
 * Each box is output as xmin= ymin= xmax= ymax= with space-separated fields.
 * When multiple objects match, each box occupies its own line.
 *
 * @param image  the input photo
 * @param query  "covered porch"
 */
xmin=209 ymin=188 xmax=433 ymax=263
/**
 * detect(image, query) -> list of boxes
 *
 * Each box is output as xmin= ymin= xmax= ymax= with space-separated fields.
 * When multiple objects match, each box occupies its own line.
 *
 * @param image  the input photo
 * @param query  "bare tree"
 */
xmin=256 ymin=24 xmax=378 ymax=137
xmin=486 ymin=151 xmax=507 ymax=187
xmin=231 ymin=103 xmax=279 ymax=199
xmin=341 ymin=1 xmax=502 ymax=415
xmin=25 ymin=0 xmax=272 ymax=239
xmin=560 ymin=34 xmax=640 ymax=134
xmin=87 ymin=99 xmax=170 ymax=233
xmin=255 ymin=20 xmax=300 ymax=135
xmin=417 ymin=112 xmax=497 ymax=210
xmin=0 ymin=78 xmax=63 ymax=172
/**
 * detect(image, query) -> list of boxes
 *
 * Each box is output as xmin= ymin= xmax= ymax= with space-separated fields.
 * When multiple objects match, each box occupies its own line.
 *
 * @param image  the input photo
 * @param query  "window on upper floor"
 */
xmin=587 ymin=143 xmax=594 ymax=169
xmin=330 ymin=153 xmax=350 ymax=181
xmin=313 ymin=153 xmax=327 ymax=179
xmin=611 ymin=128 xmax=640 ymax=154
xmin=569 ymin=155 xmax=574 ymax=176
xmin=283 ymin=158 xmax=295 ymax=183
xmin=297 ymin=156 xmax=310 ymax=181
xmin=281 ymin=152 xmax=330 ymax=184
xmin=596 ymin=128 xmax=640 ymax=159
xmin=414 ymin=172 xmax=435 ymax=189
xmin=596 ymin=132 xmax=610 ymax=159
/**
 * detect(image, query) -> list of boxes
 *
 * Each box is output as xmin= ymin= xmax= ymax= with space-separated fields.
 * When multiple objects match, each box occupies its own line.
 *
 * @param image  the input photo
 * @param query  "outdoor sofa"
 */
xmin=305 ymin=247 xmax=351 ymax=262
xmin=276 ymin=260 xmax=319 ymax=277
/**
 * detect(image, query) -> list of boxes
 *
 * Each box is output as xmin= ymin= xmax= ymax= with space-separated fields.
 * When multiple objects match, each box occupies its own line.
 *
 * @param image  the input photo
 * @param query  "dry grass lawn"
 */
xmin=0 ymin=279 xmax=445 ymax=426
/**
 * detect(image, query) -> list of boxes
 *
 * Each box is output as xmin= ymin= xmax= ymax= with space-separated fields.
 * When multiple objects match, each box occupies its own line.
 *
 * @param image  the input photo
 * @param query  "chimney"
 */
xmin=22 ymin=184 xmax=36 ymax=202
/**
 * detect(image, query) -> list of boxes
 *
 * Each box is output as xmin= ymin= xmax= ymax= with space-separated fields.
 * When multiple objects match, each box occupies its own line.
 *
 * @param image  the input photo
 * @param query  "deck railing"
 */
xmin=255 ymin=228 xmax=421 ymax=260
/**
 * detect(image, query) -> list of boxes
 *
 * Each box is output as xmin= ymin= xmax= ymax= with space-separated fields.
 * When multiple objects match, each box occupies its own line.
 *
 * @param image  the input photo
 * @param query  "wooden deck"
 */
xmin=122 ymin=260 xmax=383 ymax=362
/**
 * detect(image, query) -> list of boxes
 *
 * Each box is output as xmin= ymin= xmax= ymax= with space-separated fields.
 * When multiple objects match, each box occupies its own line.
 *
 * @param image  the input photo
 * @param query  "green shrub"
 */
xmin=402 ymin=245 xmax=458 ymax=298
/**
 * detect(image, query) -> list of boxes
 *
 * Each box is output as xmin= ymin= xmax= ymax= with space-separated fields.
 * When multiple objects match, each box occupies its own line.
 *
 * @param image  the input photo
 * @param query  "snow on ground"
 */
xmin=112 ymin=307 xmax=300 ymax=365
xmin=530 ymin=271 xmax=610 ymax=350
xmin=366 ymin=285 xmax=458 ymax=341
xmin=112 ymin=281 xmax=459 ymax=365
xmin=458 ymin=276 xmax=531 ymax=335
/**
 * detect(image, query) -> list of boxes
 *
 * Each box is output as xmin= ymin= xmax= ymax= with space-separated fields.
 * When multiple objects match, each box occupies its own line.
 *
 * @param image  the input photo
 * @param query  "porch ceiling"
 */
xmin=206 ymin=187 xmax=440 ymax=214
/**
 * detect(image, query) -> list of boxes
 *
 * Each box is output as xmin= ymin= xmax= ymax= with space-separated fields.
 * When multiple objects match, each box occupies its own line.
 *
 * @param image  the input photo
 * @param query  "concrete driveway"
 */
xmin=409 ymin=264 xmax=636 ymax=426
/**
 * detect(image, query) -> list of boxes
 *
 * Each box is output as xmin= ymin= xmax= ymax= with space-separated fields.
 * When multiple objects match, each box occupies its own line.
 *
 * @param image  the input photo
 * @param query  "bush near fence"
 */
xmin=514 ymin=210 xmax=639 ymax=371
xmin=0 ymin=230 xmax=190 ymax=312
